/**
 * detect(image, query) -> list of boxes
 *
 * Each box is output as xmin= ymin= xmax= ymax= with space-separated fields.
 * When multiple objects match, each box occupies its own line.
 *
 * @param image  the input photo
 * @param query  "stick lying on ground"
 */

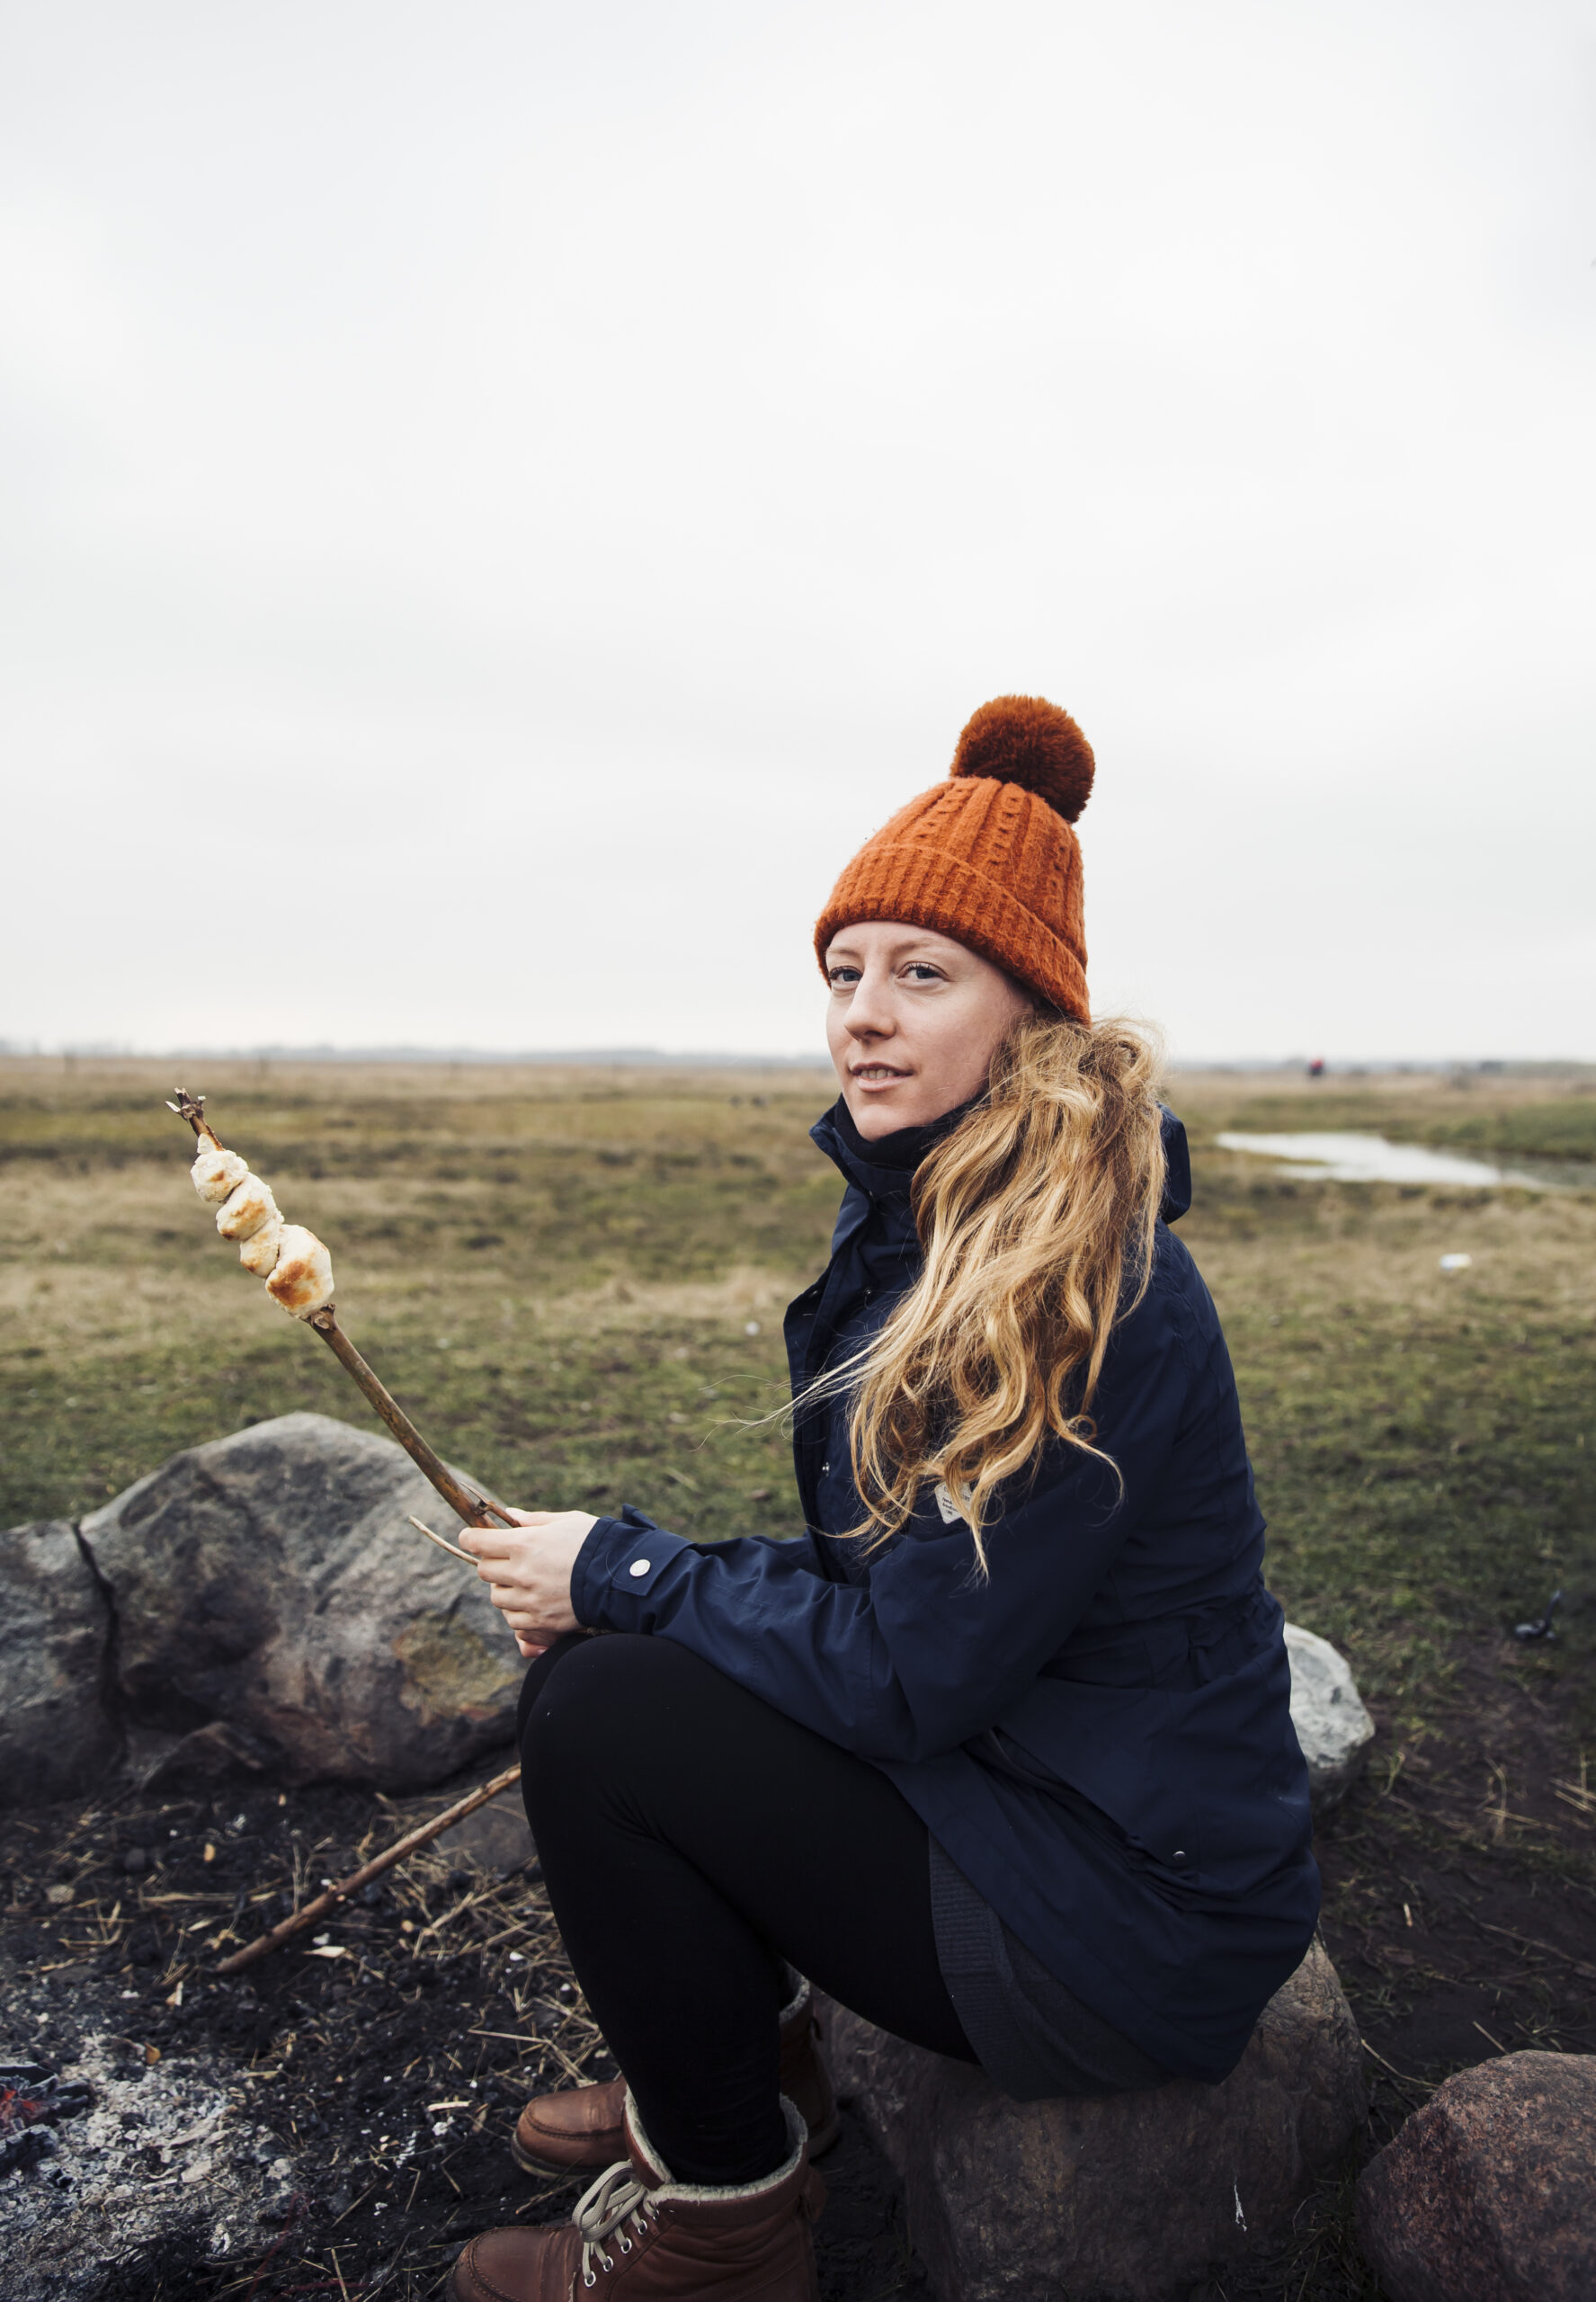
xmin=165 ymin=1088 xmax=516 ymax=1535
xmin=215 ymin=1762 xmax=524 ymax=1975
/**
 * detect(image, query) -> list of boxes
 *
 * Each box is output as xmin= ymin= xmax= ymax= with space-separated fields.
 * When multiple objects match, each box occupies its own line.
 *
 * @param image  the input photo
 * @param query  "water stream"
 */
xmin=1213 ymin=1131 xmax=1594 ymax=1192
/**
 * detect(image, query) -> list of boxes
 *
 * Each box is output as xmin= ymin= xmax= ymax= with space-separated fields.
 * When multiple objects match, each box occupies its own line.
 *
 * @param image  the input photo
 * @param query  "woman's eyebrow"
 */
xmin=825 ymin=937 xmax=954 ymax=967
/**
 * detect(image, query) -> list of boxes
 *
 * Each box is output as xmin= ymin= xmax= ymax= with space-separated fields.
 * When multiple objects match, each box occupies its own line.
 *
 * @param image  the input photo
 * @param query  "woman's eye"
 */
xmin=828 ymin=968 xmax=861 ymax=987
xmin=904 ymin=965 xmax=943 ymax=983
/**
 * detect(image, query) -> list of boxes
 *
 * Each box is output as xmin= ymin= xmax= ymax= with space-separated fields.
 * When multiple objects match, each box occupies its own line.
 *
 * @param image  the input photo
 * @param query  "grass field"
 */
xmin=4 ymin=1053 xmax=1594 ymax=2299
xmin=4 ymin=1054 xmax=1592 ymax=1737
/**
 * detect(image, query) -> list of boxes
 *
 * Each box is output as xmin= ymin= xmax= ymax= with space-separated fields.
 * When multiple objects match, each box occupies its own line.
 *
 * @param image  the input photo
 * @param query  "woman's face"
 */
xmin=825 ymin=921 xmax=1035 ymax=1138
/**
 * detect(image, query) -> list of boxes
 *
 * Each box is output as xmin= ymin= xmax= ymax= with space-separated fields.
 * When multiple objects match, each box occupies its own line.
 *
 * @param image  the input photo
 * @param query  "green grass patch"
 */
xmin=4 ymin=1057 xmax=1592 ymax=1744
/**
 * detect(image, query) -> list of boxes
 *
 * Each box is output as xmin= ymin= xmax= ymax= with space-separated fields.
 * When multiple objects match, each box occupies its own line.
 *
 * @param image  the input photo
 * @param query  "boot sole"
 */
xmin=509 ymin=2114 xmax=842 ymax=2181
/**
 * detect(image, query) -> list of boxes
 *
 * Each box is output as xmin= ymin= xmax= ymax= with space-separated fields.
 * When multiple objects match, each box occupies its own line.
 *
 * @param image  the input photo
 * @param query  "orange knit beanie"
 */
xmin=814 ymin=694 xmax=1095 ymax=1022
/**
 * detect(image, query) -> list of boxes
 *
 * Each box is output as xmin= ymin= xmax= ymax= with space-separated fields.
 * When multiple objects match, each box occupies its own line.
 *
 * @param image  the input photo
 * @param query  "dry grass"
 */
xmin=4 ymin=1054 xmax=1593 ymax=1731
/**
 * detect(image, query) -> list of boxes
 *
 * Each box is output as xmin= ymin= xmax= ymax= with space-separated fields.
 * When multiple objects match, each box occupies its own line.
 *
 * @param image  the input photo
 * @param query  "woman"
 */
xmin=448 ymin=696 xmax=1318 ymax=2302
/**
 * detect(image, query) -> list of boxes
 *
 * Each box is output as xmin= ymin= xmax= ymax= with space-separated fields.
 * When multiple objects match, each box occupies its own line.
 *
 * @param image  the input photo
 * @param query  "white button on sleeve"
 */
xmin=629 ymin=1558 xmax=652 ymax=1577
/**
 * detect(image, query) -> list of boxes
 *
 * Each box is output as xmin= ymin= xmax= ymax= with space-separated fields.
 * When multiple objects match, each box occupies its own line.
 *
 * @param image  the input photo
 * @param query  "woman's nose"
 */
xmin=846 ymin=980 xmax=895 ymax=1037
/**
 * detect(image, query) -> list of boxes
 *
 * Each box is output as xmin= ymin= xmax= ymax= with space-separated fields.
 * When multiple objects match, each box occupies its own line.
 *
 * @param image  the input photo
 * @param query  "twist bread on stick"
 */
xmin=192 ymin=1146 xmax=248 ymax=1203
xmin=168 ymin=1087 xmax=514 ymax=1538
xmin=239 ymin=1217 xmax=286 ymax=1277
xmin=178 ymin=1102 xmax=335 ymax=1320
xmin=265 ymin=1225 xmax=335 ymax=1317
xmin=216 ymin=1173 xmax=280 ymax=1241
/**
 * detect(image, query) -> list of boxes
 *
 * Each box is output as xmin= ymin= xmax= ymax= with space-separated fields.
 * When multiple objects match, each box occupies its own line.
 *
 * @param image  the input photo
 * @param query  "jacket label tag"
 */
xmin=932 ymin=1480 xmax=971 ymax=1525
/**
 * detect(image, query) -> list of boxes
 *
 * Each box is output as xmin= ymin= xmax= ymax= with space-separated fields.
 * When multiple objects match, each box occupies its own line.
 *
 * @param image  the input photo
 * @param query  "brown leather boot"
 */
xmin=450 ymin=2093 xmax=824 ymax=2302
xmin=512 ymin=1976 xmax=839 ymax=2178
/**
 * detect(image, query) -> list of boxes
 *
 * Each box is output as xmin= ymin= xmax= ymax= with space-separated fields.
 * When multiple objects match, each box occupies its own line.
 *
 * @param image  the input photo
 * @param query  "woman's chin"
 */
xmin=846 ymin=1084 xmax=924 ymax=1138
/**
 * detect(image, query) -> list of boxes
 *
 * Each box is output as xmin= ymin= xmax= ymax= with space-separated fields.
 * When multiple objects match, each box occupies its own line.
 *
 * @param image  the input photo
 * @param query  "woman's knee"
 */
xmin=513 ymin=1630 xmax=586 ymax=1744
xmin=519 ymin=1632 xmax=699 ymax=1778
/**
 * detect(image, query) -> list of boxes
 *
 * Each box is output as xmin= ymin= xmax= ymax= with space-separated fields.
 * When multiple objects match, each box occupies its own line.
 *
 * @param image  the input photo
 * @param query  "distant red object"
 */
xmin=1307 ymin=1058 xmax=1325 ymax=1078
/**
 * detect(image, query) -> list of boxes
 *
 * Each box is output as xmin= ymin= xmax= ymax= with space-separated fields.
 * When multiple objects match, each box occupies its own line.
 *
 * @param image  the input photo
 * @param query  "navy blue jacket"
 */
xmin=571 ymin=1100 xmax=1320 ymax=2082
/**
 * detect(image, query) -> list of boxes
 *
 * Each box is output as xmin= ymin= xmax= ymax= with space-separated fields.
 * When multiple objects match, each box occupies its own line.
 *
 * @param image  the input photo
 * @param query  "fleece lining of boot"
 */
xmin=622 ymin=2092 xmax=807 ymax=2204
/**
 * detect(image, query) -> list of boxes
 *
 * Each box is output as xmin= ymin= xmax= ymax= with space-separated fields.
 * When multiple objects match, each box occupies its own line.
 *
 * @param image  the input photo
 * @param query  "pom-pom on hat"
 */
xmin=814 ymin=694 xmax=1096 ymax=1022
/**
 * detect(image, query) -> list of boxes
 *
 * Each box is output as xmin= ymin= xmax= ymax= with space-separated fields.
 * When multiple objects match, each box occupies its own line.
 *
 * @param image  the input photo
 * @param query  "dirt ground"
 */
xmin=1317 ymin=1639 xmax=1596 ymax=2100
xmin=0 ymin=1762 xmax=920 ymax=2302
xmin=3 ymin=1624 xmax=1592 ymax=2302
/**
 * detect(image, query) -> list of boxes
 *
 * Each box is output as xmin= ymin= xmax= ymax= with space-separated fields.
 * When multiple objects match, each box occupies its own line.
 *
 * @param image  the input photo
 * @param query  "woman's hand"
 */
xmin=460 ymin=1508 xmax=598 ymax=1659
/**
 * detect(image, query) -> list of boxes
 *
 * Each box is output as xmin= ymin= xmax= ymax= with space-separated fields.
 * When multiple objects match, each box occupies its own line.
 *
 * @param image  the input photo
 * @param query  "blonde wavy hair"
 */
xmin=819 ymin=1013 xmax=1167 ymax=1574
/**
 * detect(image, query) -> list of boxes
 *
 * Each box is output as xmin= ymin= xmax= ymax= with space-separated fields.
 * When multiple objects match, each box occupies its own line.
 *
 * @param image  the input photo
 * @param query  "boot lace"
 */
xmin=573 ymin=2158 xmax=658 ymax=2287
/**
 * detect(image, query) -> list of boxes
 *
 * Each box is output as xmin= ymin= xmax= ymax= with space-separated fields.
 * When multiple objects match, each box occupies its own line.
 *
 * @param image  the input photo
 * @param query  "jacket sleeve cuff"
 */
xmin=571 ymin=1507 xmax=695 ymax=1629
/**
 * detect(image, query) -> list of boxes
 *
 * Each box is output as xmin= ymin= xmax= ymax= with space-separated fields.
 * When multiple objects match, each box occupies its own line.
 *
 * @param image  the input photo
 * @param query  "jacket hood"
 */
xmin=811 ymin=1096 xmax=1192 ymax=1227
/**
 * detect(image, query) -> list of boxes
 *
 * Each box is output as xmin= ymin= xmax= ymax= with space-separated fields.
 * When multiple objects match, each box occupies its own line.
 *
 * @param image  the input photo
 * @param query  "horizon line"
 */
xmin=2 ymin=1042 xmax=1592 ymax=1075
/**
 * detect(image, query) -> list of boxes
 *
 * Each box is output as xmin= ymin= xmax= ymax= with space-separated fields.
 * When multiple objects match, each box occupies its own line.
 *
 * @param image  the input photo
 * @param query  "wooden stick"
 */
xmin=215 ymin=1762 xmax=523 ymax=1975
xmin=164 ymin=1091 xmax=531 ymax=1978
xmin=409 ymin=1514 xmax=477 ymax=1565
xmin=166 ymin=1085 xmax=221 ymax=1151
xmin=166 ymin=1088 xmax=515 ymax=1533
xmin=309 ymin=1308 xmax=516 ymax=1529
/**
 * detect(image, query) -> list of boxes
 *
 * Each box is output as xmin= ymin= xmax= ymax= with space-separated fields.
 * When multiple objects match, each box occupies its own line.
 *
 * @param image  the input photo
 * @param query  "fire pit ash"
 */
xmin=0 ymin=2026 xmax=290 ymax=2298
xmin=0 ymin=2060 xmax=94 ymax=2177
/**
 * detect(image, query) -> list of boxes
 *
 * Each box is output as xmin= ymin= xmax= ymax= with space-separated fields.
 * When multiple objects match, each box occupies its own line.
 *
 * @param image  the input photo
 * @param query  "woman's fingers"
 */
xmin=457 ymin=1510 xmax=593 ymax=1643
xmin=459 ymin=1527 xmax=522 ymax=1563
xmin=488 ymin=1583 xmax=539 ymax=1612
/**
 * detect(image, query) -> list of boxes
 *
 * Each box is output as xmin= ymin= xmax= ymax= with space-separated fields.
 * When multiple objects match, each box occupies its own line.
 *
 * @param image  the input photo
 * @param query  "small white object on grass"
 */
xmin=745 ymin=1320 xmax=761 ymax=1335
xmin=1284 ymin=1623 xmax=1376 ymax=1808
xmin=1439 ymin=1253 xmax=1473 ymax=1273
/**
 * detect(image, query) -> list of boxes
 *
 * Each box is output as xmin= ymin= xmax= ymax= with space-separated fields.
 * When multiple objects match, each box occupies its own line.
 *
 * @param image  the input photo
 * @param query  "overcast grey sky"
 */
xmin=3 ymin=0 xmax=1592 ymax=1061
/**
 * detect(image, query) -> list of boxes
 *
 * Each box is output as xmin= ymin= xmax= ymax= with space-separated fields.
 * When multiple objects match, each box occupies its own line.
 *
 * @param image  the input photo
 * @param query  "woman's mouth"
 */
xmin=851 ymin=1065 xmax=911 ymax=1087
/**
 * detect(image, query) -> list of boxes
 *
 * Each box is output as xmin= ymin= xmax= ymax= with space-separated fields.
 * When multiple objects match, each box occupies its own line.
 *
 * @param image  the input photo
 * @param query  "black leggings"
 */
xmin=517 ymin=1632 xmax=975 ymax=2185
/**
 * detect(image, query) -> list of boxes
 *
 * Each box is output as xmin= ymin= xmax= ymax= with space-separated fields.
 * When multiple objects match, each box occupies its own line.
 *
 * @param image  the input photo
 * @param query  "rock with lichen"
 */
xmin=73 ymin=1412 xmax=521 ymax=1791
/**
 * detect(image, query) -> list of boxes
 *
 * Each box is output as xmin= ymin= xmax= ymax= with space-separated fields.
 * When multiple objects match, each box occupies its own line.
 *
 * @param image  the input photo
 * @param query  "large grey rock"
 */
xmin=822 ymin=1939 xmax=1367 ymax=2302
xmin=77 ymin=1411 xmax=522 ymax=1791
xmin=1355 ymin=2051 xmax=1596 ymax=2302
xmin=1285 ymin=1621 xmax=1375 ymax=1809
xmin=435 ymin=1780 xmax=536 ymax=1873
xmin=0 ymin=1521 xmax=120 ymax=1806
